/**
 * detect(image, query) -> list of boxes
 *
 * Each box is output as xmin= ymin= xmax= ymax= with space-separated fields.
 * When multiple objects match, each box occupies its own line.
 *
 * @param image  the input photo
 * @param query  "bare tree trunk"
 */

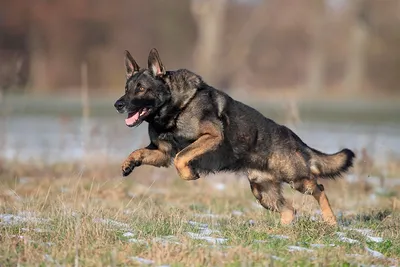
xmin=191 ymin=0 xmax=228 ymax=85
xmin=344 ymin=0 xmax=369 ymax=95
xmin=307 ymin=0 xmax=327 ymax=94
xmin=220 ymin=0 xmax=270 ymax=89
xmin=80 ymin=62 xmax=90 ymax=162
xmin=28 ymin=23 xmax=49 ymax=92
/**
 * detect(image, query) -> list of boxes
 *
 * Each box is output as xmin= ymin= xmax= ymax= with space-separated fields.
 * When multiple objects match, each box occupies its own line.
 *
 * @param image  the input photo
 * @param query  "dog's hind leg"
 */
xmin=292 ymin=178 xmax=337 ymax=225
xmin=249 ymin=178 xmax=295 ymax=225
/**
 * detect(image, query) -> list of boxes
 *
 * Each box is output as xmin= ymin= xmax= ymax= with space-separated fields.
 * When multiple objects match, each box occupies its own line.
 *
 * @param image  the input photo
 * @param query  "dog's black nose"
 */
xmin=114 ymin=100 xmax=125 ymax=112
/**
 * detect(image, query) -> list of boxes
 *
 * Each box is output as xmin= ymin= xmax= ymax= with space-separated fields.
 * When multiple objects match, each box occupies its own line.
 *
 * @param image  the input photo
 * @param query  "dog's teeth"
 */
xmin=140 ymin=109 xmax=147 ymax=116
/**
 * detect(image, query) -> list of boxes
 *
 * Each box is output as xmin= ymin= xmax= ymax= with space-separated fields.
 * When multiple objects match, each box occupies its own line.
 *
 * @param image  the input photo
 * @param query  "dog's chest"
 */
xmin=153 ymin=111 xmax=201 ymax=151
xmin=158 ymin=130 xmax=193 ymax=151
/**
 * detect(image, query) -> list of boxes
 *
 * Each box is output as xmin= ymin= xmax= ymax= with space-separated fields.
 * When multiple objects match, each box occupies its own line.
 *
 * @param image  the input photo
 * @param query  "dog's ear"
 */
xmin=124 ymin=50 xmax=140 ymax=79
xmin=148 ymin=48 xmax=166 ymax=77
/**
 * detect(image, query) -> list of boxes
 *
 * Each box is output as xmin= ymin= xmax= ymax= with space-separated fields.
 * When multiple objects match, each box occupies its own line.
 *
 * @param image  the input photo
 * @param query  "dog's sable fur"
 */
xmin=114 ymin=48 xmax=356 ymax=225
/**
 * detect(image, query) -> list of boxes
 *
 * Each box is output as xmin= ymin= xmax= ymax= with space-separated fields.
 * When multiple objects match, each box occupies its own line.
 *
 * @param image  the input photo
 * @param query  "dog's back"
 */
xmin=165 ymin=70 xmax=355 ymax=183
xmin=174 ymin=77 xmax=354 ymax=225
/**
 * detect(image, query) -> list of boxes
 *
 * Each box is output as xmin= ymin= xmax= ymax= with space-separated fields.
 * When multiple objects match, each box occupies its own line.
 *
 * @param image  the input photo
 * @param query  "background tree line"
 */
xmin=1 ymin=0 xmax=400 ymax=98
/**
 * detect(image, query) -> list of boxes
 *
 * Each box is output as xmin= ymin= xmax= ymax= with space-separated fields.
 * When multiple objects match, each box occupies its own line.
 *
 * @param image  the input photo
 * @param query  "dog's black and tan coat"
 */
xmin=114 ymin=48 xmax=355 ymax=226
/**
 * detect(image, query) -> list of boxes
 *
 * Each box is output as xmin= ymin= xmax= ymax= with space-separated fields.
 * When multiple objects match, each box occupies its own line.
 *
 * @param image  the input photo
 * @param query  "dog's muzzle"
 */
xmin=114 ymin=99 xmax=126 ymax=113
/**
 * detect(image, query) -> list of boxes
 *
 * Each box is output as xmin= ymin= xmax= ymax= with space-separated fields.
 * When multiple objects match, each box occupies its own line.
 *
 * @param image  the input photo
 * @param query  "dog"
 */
xmin=114 ymin=48 xmax=355 ymax=226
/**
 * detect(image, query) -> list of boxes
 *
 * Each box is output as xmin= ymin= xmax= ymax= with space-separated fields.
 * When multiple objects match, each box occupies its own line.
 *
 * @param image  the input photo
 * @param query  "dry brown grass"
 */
xmin=0 ymin=160 xmax=399 ymax=266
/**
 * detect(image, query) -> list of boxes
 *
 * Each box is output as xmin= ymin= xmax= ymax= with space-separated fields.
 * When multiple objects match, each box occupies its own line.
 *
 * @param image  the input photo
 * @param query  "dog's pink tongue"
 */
xmin=125 ymin=112 xmax=139 ymax=125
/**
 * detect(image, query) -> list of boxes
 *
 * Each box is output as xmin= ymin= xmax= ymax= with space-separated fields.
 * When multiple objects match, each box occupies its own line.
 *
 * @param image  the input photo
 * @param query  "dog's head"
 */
xmin=114 ymin=49 xmax=171 ymax=127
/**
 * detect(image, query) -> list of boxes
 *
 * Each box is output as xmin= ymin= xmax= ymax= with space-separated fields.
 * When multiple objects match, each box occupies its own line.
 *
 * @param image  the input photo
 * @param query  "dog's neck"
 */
xmin=166 ymin=69 xmax=202 ymax=109
xmin=148 ymin=69 xmax=204 ymax=130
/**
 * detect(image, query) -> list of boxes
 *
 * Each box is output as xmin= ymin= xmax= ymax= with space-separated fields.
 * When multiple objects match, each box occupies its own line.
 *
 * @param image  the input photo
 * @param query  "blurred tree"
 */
xmin=191 ymin=0 xmax=228 ymax=85
xmin=0 ymin=0 xmax=29 ymax=92
xmin=307 ymin=0 xmax=327 ymax=94
xmin=1 ymin=0 xmax=400 ymax=97
xmin=343 ymin=0 xmax=370 ymax=95
xmin=221 ymin=0 xmax=270 ymax=90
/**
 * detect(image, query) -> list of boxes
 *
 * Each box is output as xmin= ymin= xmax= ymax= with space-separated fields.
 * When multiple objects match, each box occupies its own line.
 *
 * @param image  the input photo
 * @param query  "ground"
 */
xmin=0 ymin=160 xmax=399 ymax=267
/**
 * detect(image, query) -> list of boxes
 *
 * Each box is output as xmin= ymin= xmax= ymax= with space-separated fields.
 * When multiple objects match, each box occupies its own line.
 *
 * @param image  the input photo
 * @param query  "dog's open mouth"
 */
xmin=125 ymin=108 xmax=151 ymax=127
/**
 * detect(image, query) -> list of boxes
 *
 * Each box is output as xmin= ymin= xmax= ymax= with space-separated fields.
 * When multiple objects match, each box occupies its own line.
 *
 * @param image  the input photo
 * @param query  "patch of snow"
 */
xmin=0 ymin=213 xmax=49 ymax=226
xmin=365 ymin=247 xmax=385 ymax=259
xmin=344 ymin=227 xmax=373 ymax=236
xmin=252 ymin=202 xmax=263 ymax=209
xmin=192 ymin=213 xmax=226 ymax=219
xmin=248 ymin=219 xmax=256 ymax=226
xmin=186 ymin=232 xmax=228 ymax=245
xmin=366 ymin=236 xmax=383 ymax=243
xmin=344 ymin=227 xmax=384 ymax=243
xmin=45 ymin=242 xmax=54 ymax=247
xmin=123 ymin=232 xmax=135 ymax=237
xmin=19 ymin=227 xmax=52 ymax=233
xmin=123 ymin=209 xmax=132 ymax=215
xmin=214 ymin=183 xmax=226 ymax=191
xmin=271 ymin=255 xmax=284 ymax=261
xmin=130 ymin=257 xmax=154 ymax=265
xmin=92 ymin=218 xmax=131 ymax=230
xmin=346 ymin=253 xmax=363 ymax=258
xmin=287 ymin=246 xmax=314 ymax=253
xmin=358 ymin=229 xmax=382 ymax=243
xmin=369 ymin=193 xmax=377 ymax=202
xmin=153 ymin=236 xmax=181 ymax=245
xmin=43 ymin=254 xmax=58 ymax=264
xmin=19 ymin=177 xmax=31 ymax=184
xmin=269 ymin=234 xmax=289 ymax=240
xmin=60 ymin=187 xmax=69 ymax=193
xmin=232 ymin=210 xmax=243 ymax=216
xmin=127 ymin=238 xmax=148 ymax=245
xmin=336 ymin=232 xmax=360 ymax=244
xmin=188 ymin=221 xmax=221 ymax=236
xmin=186 ymin=219 xmax=227 ymax=244
xmin=187 ymin=220 xmax=208 ymax=229
xmin=310 ymin=243 xmax=335 ymax=248
xmin=127 ymin=192 xmax=136 ymax=198
xmin=34 ymin=228 xmax=52 ymax=233
xmin=200 ymin=228 xmax=222 ymax=236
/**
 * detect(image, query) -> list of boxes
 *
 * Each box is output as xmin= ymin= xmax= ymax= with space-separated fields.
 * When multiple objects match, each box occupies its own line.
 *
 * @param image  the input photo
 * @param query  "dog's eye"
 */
xmin=138 ymin=87 xmax=145 ymax=92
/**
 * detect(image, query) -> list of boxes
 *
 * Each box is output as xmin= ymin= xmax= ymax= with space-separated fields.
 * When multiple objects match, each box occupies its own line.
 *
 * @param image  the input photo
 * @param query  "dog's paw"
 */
xmin=175 ymin=162 xmax=200 ymax=181
xmin=121 ymin=160 xmax=141 ymax=177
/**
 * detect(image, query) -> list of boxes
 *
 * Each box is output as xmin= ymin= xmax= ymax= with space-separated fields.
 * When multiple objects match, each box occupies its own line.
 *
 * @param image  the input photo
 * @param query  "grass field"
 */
xmin=0 ymin=160 xmax=399 ymax=267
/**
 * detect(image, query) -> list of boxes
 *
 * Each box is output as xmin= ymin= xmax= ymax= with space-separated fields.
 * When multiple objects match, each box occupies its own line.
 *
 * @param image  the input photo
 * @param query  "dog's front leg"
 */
xmin=174 ymin=122 xmax=223 ymax=181
xmin=122 ymin=143 xmax=171 ymax=177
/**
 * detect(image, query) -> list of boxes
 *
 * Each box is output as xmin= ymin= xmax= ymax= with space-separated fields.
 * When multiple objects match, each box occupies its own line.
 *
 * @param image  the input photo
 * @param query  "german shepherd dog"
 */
xmin=114 ymin=48 xmax=355 ymax=225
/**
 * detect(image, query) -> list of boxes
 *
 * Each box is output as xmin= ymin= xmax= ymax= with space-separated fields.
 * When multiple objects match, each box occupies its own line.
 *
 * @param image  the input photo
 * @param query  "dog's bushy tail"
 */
xmin=308 ymin=147 xmax=355 ymax=179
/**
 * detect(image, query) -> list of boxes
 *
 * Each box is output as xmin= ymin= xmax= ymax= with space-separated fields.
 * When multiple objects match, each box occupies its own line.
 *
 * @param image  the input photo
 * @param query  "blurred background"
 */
xmin=1 ymin=0 xmax=400 ymax=189
xmin=3 ymin=0 xmax=400 ymax=97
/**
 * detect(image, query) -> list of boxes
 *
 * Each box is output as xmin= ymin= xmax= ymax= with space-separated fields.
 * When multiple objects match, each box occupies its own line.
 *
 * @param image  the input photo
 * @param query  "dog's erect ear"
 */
xmin=148 ymin=48 xmax=166 ymax=77
xmin=124 ymin=50 xmax=140 ymax=79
